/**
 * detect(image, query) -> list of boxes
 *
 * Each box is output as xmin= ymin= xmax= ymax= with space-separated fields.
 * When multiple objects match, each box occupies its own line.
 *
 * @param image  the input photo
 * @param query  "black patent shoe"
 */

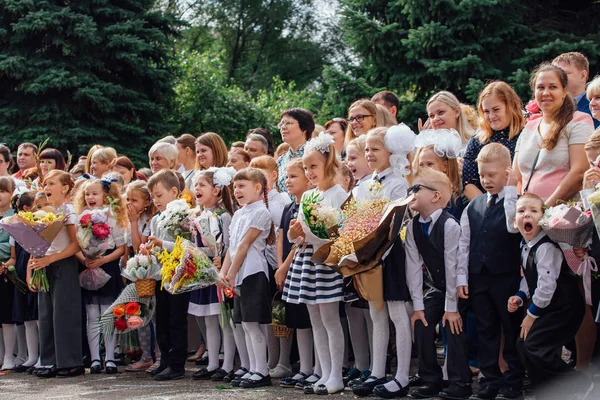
xmin=304 ymin=383 xmax=315 ymax=394
xmin=239 ymin=372 xmax=272 ymax=388
xmin=37 ymin=366 xmax=57 ymax=378
xmin=57 ymin=366 xmax=85 ymax=378
xmin=409 ymin=375 xmax=422 ymax=387
xmin=26 ymin=366 xmax=36 ymax=374
xmin=280 ymin=372 xmax=308 ymax=388
xmin=210 ymin=368 xmax=230 ymax=381
xmin=195 ymin=356 xmax=209 ymax=366
xmin=105 ymin=361 xmax=118 ymax=374
xmin=353 ymin=376 xmax=389 ymax=397
xmin=12 ymin=364 xmax=29 ymax=373
xmin=373 ymin=379 xmax=409 ymax=399
xmin=226 ymin=367 xmax=248 ymax=384
xmin=90 ymin=360 xmax=103 ymax=374
xmin=411 ymin=382 xmax=442 ymax=398
xmin=438 ymin=383 xmax=472 ymax=400
xmin=192 ymin=367 xmax=216 ymax=380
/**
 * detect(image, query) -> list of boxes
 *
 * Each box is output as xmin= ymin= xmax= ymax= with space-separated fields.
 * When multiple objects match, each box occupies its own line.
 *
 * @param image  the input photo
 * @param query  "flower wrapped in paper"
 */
xmin=538 ymin=202 xmax=593 ymax=248
xmin=76 ymin=208 xmax=113 ymax=259
xmin=158 ymin=236 xmax=220 ymax=294
xmin=296 ymin=191 xmax=341 ymax=252
xmin=0 ymin=208 xmax=66 ymax=258
xmin=98 ymin=283 xmax=156 ymax=338
xmin=122 ymin=253 xmax=162 ymax=282
xmin=193 ymin=209 xmax=223 ymax=258
xmin=154 ymin=199 xmax=193 ymax=241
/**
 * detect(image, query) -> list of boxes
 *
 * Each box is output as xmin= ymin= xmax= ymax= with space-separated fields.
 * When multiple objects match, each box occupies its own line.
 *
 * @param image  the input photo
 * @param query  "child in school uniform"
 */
xmin=351 ymin=124 xmax=415 ymax=398
xmin=457 ymin=143 xmax=524 ymax=400
xmin=509 ymin=193 xmax=586 ymax=399
xmin=405 ymin=168 xmax=472 ymax=400
xmin=219 ymin=167 xmax=276 ymax=389
xmin=276 ymin=158 xmax=316 ymax=389
xmin=146 ymin=169 xmax=190 ymax=381
xmin=28 ymin=170 xmax=84 ymax=378
xmin=346 ymin=135 xmax=372 ymax=195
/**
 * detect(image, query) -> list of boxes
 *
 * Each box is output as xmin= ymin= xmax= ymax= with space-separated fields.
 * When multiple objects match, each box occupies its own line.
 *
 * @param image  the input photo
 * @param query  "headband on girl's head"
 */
xmin=210 ymin=167 xmax=236 ymax=189
xmin=414 ymin=129 xmax=463 ymax=159
xmin=305 ymin=132 xmax=335 ymax=154
xmin=100 ymin=177 xmax=118 ymax=190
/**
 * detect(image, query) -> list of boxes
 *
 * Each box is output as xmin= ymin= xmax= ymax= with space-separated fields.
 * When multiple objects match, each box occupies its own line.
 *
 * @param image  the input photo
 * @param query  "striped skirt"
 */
xmin=282 ymin=243 xmax=344 ymax=305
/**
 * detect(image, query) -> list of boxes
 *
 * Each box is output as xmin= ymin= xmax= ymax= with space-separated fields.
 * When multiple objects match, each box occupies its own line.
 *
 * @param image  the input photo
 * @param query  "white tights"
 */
xmin=242 ymin=322 xmax=268 ymax=381
xmin=346 ymin=304 xmax=373 ymax=371
xmin=232 ymin=323 xmax=249 ymax=375
xmin=369 ymin=302 xmax=390 ymax=379
xmin=307 ymin=302 xmax=344 ymax=393
xmin=383 ymin=301 xmax=412 ymax=391
xmin=23 ymin=321 xmax=39 ymax=367
xmin=86 ymin=304 xmax=116 ymax=366
xmin=203 ymin=315 xmax=221 ymax=372
xmin=1 ymin=324 xmax=16 ymax=369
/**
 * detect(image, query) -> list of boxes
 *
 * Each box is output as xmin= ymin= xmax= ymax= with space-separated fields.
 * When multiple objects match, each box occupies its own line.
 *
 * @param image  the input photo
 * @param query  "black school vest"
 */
xmin=467 ymin=194 xmax=521 ymax=275
xmin=412 ymin=211 xmax=453 ymax=293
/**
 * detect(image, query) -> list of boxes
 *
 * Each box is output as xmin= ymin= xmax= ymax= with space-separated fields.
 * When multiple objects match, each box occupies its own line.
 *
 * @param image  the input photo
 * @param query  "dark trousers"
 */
xmin=155 ymin=287 xmax=191 ymax=371
xmin=414 ymin=291 xmax=471 ymax=384
xmin=470 ymin=272 xmax=524 ymax=388
xmin=38 ymin=257 xmax=83 ymax=369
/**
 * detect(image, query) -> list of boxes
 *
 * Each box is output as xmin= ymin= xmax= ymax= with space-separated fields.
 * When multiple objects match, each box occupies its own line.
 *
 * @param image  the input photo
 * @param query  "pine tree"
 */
xmin=0 ymin=0 xmax=179 ymax=165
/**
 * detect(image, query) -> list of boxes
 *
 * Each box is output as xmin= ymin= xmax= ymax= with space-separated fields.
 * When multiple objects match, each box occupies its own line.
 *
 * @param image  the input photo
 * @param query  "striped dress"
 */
xmin=282 ymin=185 xmax=348 ymax=305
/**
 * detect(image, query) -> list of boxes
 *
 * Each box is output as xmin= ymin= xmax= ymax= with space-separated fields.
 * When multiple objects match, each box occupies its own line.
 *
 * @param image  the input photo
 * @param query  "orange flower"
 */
xmin=113 ymin=304 xmax=126 ymax=318
xmin=125 ymin=302 xmax=140 ymax=316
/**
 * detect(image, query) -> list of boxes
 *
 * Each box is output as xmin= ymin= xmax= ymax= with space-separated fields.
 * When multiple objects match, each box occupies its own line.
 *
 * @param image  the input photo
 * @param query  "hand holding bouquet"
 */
xmin=2 ymin=263 xmax=27 ymax=294
xmin=0 ymin=207 xmax=65 ymax=258
xmin=296 ymin=192 xmax=341 ymax=252
xmin=76 ymin=208 xmax=112 ymax=259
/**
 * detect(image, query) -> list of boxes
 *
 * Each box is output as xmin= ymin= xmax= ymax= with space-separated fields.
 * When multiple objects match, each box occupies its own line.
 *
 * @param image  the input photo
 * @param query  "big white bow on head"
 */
xmin=384 ymin=123 xmax=416 ymax=176
xmin=414 ymin=129 xmax=463 ymax=159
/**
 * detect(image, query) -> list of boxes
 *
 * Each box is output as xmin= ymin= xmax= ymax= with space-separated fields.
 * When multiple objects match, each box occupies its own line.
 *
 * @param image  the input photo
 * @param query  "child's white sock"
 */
xmin=219 ymin=318 xmax=236 ymax=373
xmin=86 ymin=304 xmax=101 ymax=362
xmin=319 ymin=302 xmax=344 ymax=393
xmin=383 ymin=301 xmax=411 ymax=390
xmin=233 ymin=322 xmax=249 ymax=372
xmin=291 ymin=328 xmax=313 ymax=379
xmin=23 ymin=321 xmax=38 ymax=367
xmin=346 ymin=304 xmax=370 ymax=371
xmin=307 ymin=304 xmax=330 ymax=386
xmin=1 ymin=324 xmax=16 ymax=369
xmin=100 ymin=305 xmax=116 ymax=363
xmin=205 ymin=315 xmax=221 ymax=372
xmin=369 ymin=302 xmax=390 ymax=379
xmin=243 ymin=322 xmax=268 ymax=380
xmin=16 ymin=324 xmax=27 ymax=365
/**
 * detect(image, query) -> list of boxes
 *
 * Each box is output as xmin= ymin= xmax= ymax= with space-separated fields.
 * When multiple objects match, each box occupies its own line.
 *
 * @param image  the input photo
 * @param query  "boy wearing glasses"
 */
xmin=404 ymin=167 xmax=472 ymax=400
xmin=457 ymin=143 xmax=524 ymax=400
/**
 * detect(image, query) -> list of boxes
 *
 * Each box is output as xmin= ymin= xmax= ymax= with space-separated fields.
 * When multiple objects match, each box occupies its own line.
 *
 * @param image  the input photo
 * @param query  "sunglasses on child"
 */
xmin=408 ymin=184 xmax=438 ymax=194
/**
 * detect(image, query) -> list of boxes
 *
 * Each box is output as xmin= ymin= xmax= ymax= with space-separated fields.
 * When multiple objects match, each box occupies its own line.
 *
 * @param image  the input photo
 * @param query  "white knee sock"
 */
xmin=242 ymin=322 xmax=268 ymax=379
xmin=205 ymin=315 xmax=221 ymax=372
xmin=219 ymin=318 xmax=236 ymax=373
xmin=100 ymin=305 xmax=116 ymax=366
xmin=86 ymin=304 xmax=101 ymax=363
xmin=346 ymin=304 xmax=370 ymax=371
xmin=1 ymin=324 xmax=16 ymax=369
xmin=232 ymin=323 xmax=249 ymax=374
xmin=267 ymin=325 xmax=280 ymax=370
xmin=319 ymin=302 xmax=344 ymax=393
xmin=364 ymin=308 xmax=374 ymax=370
xmin=294 ymin=328 xmax=313 ymax=379
xmin=23 ymin=321 xmax=38 ymax=367
xmin=384 ymin=301 xmax=411 ymax=390
xmin=369 ymin=301 xmax=390 ymax=379
xmin=312 ymin=339 xmax=321 ymax=380
xmin=16 ymin=324 xmax=27 ymax=365
xmin=308 ymin=304 xmax=330 ymax=386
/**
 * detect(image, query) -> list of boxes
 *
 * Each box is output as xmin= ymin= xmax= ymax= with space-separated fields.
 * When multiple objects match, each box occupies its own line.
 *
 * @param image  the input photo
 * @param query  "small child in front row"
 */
xmin=405 ymin=168 xmax=471 ymax=400
xmin=508 ymin=193 xmax=586 ymax=399
xmin=457 ymin=143 xmax=524 ymax=400
xmin=219 ymin=168 xmax=275 ymax=389
xmin=75 ymin=178 xmax=128 ymax=375
xmin=146 ymin=169 xmax=189 ymax=381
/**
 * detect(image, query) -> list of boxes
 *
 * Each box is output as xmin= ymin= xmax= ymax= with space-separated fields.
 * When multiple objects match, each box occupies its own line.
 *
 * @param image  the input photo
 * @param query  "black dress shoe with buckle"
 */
xmin=57 ymin=366 xmax=85 ymax=378
xmin=153 ymin=367 xmax=185 ymax=381
xmin=353 ymin=376 xmax=389 ymax=397
xmin=90 ymin=360 xmax=103 ymax=374
xmin=37 ymin=366 xmax=57 ymax=378
xmin=373 ymin=379 xmax=410 ymax=399
xmin=240 ymin=372 xmax=272 ymax=388
xmin=280 ymin=372 xmax=308 ymax=388
xmin=438 ymin=382 xmax=472 ymax=400
xmin=411 ymin=382 xmax=443 ymax=399
xmin=105 ymin=361 xmax=118 ymax=375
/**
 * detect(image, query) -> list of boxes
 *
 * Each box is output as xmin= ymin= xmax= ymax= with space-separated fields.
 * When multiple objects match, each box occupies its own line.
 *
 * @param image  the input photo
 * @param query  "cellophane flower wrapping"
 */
xmin=76 ymin=208 xmax=112 ymax=259
xmin=98 ymin=283 xmax=155 ymax=338
xmin=586 ymin=187 xmax=600 ymax=240
xmin=539 ymin=202 xmax=593 ymax=247
xmin=154 ymin=199 xmax=193 ymax=241
xmin=158 ymin=237 xmax=220 ymax=294
xmin=0 ymin=208 xmax=66 ymax=258
xmin=122 ymin=253 xmax=162 ymax=281
xmin=79 ymin=268 xmax=111 ymax=290
xmin=298 ymin=191 xmax=341 ymax=251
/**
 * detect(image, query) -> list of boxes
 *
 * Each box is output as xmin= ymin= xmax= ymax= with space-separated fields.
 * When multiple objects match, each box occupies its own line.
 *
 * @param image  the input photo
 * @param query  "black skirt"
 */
xmin=12 ymin=243 xmax=37 ymax=322
xmin=383 ymin=238 xmax=411 ymax=302
xmin=82 ymin=248 xmax=124 ymax=305
xmin=233 ymin=272 xmax=271 ymax=324
xmin=0 ymin=275 xmax=15 ymax=324
xmin=284 ymin=302 xmax=311 ymax=329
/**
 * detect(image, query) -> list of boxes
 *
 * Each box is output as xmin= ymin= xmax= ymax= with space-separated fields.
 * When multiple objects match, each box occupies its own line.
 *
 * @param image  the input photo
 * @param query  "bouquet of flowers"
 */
xmin=192 ymin=209 xmax=223 ymax=258
xmin=296 ymin=191 xmax=341 ymax=252
xmin=76 ymin=208 xmax=113 ymax=259
xmin=158 ymin=236 xmax=220 ymax=294
xmin=98 ymin=283 xmax=156 ymax=338
xmin=154 ymin=199 xmax=193 ymax=241
xmin=538 ymin=202 xmax=593 ymax=248
xmin=122 ymin=252 xmax=162 ymax=282
xmin=79 ymin=268 xmax=111 ymax=291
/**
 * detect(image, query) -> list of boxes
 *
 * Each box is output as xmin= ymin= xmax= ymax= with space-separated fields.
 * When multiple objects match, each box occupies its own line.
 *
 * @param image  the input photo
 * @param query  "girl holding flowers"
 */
xmin=189 ymin=168 xmax=239 ymax=382
xmin=28 ymin=170 xmax=83 ymax=378
xmin=74 ymin=177 xmax=128 ymax=374
xmin=0 ymin=177 xmax=17 ymax=371
xmin=219 ymin=168 xmax=276 ymax=389
xmin=284 ymin=132 xmax=349 ymax=395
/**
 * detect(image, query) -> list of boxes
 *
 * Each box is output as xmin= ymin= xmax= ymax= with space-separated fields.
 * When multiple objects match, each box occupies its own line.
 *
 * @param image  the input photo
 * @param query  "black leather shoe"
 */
xmin=149 ymin=364 xmax=167 ymax=376
xmin=231 ymin=372 xmax=250 ymax=387
xmin=57 ymin=366 xmax=85 ymax=378
xmin=373 ymin=379 xmax=409 ymax=399
xmin=12 ymin=364 xmax=29 ymax=373
xmin=303 ymin=383 xmax=315 ymax=394
xmin=349 ymin=369 xmax=372 ymax=388
xmin=353 ymin=376 xmax=389 ymax=397
xmin=192 ymin=367 xmax=216 ymax=380
xmin=280 ymin=372 xmax=308 ymax=388
xmin=221 ymin=370 xmax=236 ymax=383
xmin=37 ymin=366 xmax=57 ymax=378
xmin=343 ymin=367 xmax=361 ymax=386
xmin=153 ymin=367 xmax=185 ymax=381
xmin=26 ymin=366 xmax=36 ymax=374
xmin=495 ymin=386 xmax=522 ymax=400
xmin=411 ymin=382 xmax=442 ymax=398
xmin=225 ymin=367 xmax=248 ymax=384
xmin=439 ymin=383 xmax=472 ymax=400
xmin=195 ymin=356 xmax=209 ymax=366
xmin=210 ymin=368 xmax=230 ymax=381
xmin=105 ymin=361 xmax=118 ymax=375
xmin=90 ymin=360 xmax=103 ymax=374
xmin=409 ymin=375 xmax=422 ymax=387
xmin=240 ymin=373 xmax=272 ymax=388
xmin=469 ymin=385 xmax=500 ymax=400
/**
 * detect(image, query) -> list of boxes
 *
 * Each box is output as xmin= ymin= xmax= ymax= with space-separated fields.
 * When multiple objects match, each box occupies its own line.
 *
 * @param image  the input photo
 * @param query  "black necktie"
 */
xmin=421 ymin=221 xmax=431 ymax=238
xmin=487 ymin=194 xmax=498 ymax=209
xmin=374 ymin=174 xmax=386 ymax=183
